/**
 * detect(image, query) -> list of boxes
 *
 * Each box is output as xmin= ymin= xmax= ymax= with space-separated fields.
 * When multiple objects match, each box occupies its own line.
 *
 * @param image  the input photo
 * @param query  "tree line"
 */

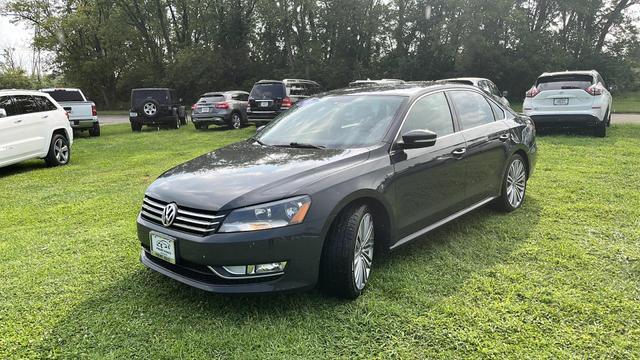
xmin=2 ymin=0 xmax=639 ymax=108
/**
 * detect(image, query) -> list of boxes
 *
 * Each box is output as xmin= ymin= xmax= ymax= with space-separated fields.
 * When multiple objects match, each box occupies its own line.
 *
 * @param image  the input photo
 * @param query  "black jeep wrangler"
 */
xmin=129 ymin=88 xmax=187 ymax=131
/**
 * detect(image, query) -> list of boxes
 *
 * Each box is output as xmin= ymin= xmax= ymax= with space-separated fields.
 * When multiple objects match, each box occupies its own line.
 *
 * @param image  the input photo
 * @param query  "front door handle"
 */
xmin=42 ymin=115 xmax=49 ymax=119
xmin=14 ymin=119 xmax=23 ymax=124
xmin=452 ymin=148 xmax=467 ymax=157
xmin=499 ymin=133 xmax=510 ymax=142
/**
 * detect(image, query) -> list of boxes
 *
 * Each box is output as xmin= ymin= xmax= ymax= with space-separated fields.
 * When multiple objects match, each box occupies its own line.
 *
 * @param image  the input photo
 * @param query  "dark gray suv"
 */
xmin=192 ymin=91 xmax=249 ymax=130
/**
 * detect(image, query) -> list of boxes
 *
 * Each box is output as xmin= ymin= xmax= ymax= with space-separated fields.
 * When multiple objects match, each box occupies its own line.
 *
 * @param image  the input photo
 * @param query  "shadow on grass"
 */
xmin=0 ymin=160 xmax=49 ymax=178
xmin=34 ymin=197 xmax=542 ymax=355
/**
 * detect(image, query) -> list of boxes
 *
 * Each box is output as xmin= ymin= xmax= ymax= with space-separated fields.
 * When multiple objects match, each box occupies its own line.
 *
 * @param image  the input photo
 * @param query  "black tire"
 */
xmin=594 ymin=121 xmax=607 ymax=137
xmin=606 ymin=109 xmax=612 ymax=127
xmin=493 ymin=154 xmax=527 ymax=212
xmin=229 ymin=112 xmax=242 ymax=130
xmin=44 ymin=133 xmax=71 ymax=167
xmin=131 ymin=122 xmax=142 ymax=132
xmin=172 ymin=115 xmax=181 ymax=130
xmin=88 ymin=123 xmax=101 ymax=137
xmin=195 ymin=123 xmax=207 ymax=130
xmin=320 ymin=203 xmax=375 ymax=299
xmin=140 ymin=99 xmax=160 ymax=118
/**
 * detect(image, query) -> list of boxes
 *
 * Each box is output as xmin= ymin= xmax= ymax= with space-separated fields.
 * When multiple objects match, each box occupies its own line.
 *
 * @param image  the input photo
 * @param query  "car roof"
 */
xmin=441 ymin=77 xmax=487 ymax=84
xmin=255 ymin=80 xmax=285 ymax=84
xmin=200 ymin=91 xmax=248 ymax=97
xmin=283 ymin=79 xmax=319 ymax=85
xmin=539 ymin=70 xmax=598 ymax=78
xmin=0 ymin=89 xmax=50 ymax=96
xmin=39 ymin=88 xmax=82 ymax=92
xmin=317 ymin=82 xmax=479 ymax=98
xmin=132 ymin=88 xmax=173 ymax=91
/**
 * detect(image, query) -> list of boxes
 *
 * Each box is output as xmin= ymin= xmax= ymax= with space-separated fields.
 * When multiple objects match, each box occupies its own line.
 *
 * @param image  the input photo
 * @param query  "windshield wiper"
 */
xmin=250 ymin=137 xmax=268 ymax=146
xmin=272 ymin=142 xmax=326 ymax=149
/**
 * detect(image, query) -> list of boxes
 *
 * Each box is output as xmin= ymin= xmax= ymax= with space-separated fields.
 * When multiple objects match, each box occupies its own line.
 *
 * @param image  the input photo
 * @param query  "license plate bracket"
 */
xmin=150 ymin=232 xmax=177 ymax=264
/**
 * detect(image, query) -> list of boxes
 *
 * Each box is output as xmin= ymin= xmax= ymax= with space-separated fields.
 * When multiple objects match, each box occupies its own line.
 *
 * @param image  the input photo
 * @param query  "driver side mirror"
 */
xmin=0 ymin=108 xmax=6 ymax=118
xmin=256 ymin=125 xmax=266 ymax=133
xmin=502 ymin=90 xmax=509 ymax=98
xmin=398 ymin=129 xmax=437 ymax=149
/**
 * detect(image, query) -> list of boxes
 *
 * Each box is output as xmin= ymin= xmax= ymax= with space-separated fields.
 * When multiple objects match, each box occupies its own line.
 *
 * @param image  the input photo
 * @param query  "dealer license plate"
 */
xmin=150 ymin=232 xmax=176 ymax=264
xmin=553 ymin=98 xmax=569 ymax=106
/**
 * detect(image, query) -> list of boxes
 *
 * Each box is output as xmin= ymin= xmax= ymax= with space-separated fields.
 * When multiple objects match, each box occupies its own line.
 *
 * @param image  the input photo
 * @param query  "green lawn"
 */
xmin=511 ymin=91 xmax=640 ymax=114
xmin=1 ymin=124 xmax=639 ymax=358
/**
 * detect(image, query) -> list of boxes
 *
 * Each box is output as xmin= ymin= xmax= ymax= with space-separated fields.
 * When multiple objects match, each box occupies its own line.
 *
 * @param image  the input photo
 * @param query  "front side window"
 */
xmin=401 ymin=92 xmax=454 ymax=137
xmin=256 ymin=95 xmax=406 ymax=149
xmin=449 ymin=91 xmax=495 ymax=129
xmin=13 ymin=95 xmax=40 ymax=114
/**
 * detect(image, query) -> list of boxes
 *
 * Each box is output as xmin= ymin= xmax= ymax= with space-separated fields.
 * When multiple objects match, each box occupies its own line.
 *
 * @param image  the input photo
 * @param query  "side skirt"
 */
xmin=389 ymin=196 xmax=497 ymax=250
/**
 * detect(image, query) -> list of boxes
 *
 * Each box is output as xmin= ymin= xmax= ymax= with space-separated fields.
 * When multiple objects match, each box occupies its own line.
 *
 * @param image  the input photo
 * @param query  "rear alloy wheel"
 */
xmin=494 ymin=154 xmax=527 ymax=212
xmin=45 ymin=134 xmax=71 ymax=167
xmin=321 ymin=203 xmax=375 ymax=299
xmin=229 ymin=112 xmax=242 ymax=130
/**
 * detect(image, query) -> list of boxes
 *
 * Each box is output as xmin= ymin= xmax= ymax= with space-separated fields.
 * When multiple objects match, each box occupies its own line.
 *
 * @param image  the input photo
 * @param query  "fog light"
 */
xmin=222 ymin=262 xmax=287 ymax=276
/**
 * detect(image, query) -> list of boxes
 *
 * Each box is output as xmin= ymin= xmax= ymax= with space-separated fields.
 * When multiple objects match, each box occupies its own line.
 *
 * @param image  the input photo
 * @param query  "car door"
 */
xmin=391 ymin=91 xmax=468 ymax=239
xmin=7 ymin=95 xmax=48 ymax=159
xmin=0 ymin=95 xmax=26 ymax=165
xmin=447 ymin=90 xmax=511 ymax=205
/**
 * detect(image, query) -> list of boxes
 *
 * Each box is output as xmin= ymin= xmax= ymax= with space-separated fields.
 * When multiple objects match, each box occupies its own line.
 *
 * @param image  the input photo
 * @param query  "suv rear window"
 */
xmin=43 ymin=90 xmax=84 ymax=102
xmin=132 ymin=90 xmax=170 ymax=104
xmin=536 ymin=75 xmax=594 ymax=91
xmin=250 ymin=83 xmax=286 ymax=100
xmin=198 ymin=94 xmax=226 ymax=104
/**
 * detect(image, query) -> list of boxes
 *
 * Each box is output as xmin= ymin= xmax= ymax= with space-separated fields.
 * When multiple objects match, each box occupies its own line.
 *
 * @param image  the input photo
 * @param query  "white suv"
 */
xmin=0 ymin=90 xmax=73 ymax=169
xmin=523 ymin=70 xmax=612 ymax=137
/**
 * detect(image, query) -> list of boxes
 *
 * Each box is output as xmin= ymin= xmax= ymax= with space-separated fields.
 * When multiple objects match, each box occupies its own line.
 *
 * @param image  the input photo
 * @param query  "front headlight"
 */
xmin=218 ymin=195 xmax=311 ymax=233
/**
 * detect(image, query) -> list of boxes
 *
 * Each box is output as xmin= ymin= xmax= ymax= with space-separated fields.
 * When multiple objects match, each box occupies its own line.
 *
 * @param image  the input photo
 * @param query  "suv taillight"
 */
xmin=215 ymin=102 xmax=230 ymax=109
xmin=526 ymin=86 xmax=540 ymax=98
xmin=585 ymin=84 xmax=604 ymax=96
xmin=191 ymin=104 xmax=197 ymax=110
xmin=281 ymin=97 xmax=293 ymax=109
xmin=91 ymin=104 xmax=97 ymax=116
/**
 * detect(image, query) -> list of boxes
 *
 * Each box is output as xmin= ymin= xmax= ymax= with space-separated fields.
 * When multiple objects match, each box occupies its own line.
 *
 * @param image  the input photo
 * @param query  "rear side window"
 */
xmin=0 ymin=96 xmax=19 ymax=116
xmin=288 ymin=84 xmax=307 ymax=97
xmin=402 ymin=92 xmax=454 ymax=137
xmin=34 ymin=96 xmax=58 ymax=111
xmin=449 ymin=91 xmax=495 ymax=129
xmin=42 ymin=90 xmax=84 ymax=102
xmin=13 ymin=95 xmax=40 ymax=114
xmin=250 ymin=83 xmax=286 ymax=100
xmin=536 ymin=75 xmax=594 ymax=91
xmin=489 ymin=100 xmax=505 ymax=120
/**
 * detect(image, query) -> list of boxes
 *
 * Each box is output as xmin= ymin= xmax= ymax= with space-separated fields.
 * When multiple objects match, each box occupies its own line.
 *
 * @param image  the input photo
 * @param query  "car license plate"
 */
xmin=130 ymin=112 xmax=138 ymax=117
xmin=201 ymin=107 xmax=211 ymax=113
xmin=150 ymin=232 xmax=176 ymax=264
xmin=554 ymin=98 xmax=569 ymax=106
xmin=260 ymin=101 xmax=269 ymax=107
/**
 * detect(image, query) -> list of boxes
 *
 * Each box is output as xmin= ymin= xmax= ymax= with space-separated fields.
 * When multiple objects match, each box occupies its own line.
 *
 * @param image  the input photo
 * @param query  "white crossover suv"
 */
xmin=0 ymin=89 xmax=74 ymax=169
xmin=523 ymin=70 xmax=613 ymax=137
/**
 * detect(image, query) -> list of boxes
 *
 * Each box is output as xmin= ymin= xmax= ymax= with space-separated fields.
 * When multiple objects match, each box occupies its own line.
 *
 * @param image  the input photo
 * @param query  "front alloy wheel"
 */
xmin=321 ymin=203 xmax=375 ymax=299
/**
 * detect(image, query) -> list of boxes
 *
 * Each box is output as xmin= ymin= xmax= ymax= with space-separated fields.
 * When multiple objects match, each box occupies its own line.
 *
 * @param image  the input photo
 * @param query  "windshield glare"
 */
xmin=256 ymin=95 xmax=405 ymax=149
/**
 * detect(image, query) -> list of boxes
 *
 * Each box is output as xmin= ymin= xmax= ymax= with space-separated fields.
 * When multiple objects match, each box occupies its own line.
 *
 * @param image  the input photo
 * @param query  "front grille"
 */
xmin=140 ymin=196 xmax=225 ymax=235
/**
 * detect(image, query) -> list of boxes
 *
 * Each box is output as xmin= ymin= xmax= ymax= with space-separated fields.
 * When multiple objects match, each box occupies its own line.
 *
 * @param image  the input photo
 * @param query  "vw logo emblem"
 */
xmin=162 ymin=203 xmax=178 ymax=227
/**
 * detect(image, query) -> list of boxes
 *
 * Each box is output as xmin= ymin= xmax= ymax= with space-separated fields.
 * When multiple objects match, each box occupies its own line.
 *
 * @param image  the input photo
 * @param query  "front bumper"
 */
xmin=137 ymin=215 xmax=324 ymax=294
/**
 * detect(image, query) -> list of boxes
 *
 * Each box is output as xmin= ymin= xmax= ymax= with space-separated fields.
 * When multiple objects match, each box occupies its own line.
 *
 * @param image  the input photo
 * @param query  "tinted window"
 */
xmin=250 ymin=83 xmax=286 ymax=100
xmin=287 ymin=83 xmax=308 ymax=97
xmin=198 ymin=94 xmax=226 ymax=104
xmin=132 ymin=90 xmax=169 ymax=104
xmin=488 ymin=81 xmax=502 ymax=97
xmin=237 ymin=93 xmax=249 ymax=101
xmin=34 ymin=96 xmax=58 ymax=111
xmin=0 ymin=96 xmax=19 ymax=116
xmin=257 ymin=95 xmax=405 ymax=149
xmin=13 ymin=95 xmax=40 ymax=114
xmin=449 ymin=91 xmax=495 ymax=129
xmin=402 ymin=92 xmax=454 ymax=137
xmin=536 ymin=75 xmax=594 ymax=91
xmin=42 ymin=90 xmax=84 ymax=102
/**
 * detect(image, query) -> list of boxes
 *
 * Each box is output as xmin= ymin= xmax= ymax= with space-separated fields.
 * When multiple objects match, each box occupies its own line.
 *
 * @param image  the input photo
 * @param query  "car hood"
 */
xmin=145 ymin=140 xmax=370 ymax=211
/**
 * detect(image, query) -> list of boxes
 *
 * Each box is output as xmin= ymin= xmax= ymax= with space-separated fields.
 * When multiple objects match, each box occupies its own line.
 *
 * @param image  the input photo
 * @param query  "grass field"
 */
xmin=1 ymin=124 xmax=639 ymax=358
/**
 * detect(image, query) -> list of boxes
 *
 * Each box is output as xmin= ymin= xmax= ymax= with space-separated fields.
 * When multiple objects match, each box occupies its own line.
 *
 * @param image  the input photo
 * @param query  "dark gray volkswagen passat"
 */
xmin=137 ymin=84 xmax=537 ymax=299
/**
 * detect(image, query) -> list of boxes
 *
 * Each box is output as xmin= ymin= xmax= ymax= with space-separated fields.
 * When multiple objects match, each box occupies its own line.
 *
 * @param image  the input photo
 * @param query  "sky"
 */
xmin=0 ymin=14 xmax=35 ymax=72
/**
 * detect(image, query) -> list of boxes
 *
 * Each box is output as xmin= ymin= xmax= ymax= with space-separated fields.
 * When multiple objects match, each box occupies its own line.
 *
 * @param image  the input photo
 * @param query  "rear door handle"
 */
xmin=14 ymin=119 xmax=23 ymax=124
xmin=42 ymin=115 xmax=49 ymax=119
xmin=499 ymin=133 xmax=510 ymax=142
xmin=452 ymin=148 xmax=467 ymax=157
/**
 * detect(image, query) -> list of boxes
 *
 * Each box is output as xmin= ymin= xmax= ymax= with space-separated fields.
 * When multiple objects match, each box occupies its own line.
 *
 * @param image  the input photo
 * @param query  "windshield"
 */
xmin=250 ymin=83 xmax=286 ymax=100
xmin=536 ymin=75 xmax=594 ymax=91
xmin=132 ymin=90 xmax=169 ymax=104
xmin=43 ymin=90 xmax=84 ymax=102
xmin=255 ymin=95 xmax=406 ymax=149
